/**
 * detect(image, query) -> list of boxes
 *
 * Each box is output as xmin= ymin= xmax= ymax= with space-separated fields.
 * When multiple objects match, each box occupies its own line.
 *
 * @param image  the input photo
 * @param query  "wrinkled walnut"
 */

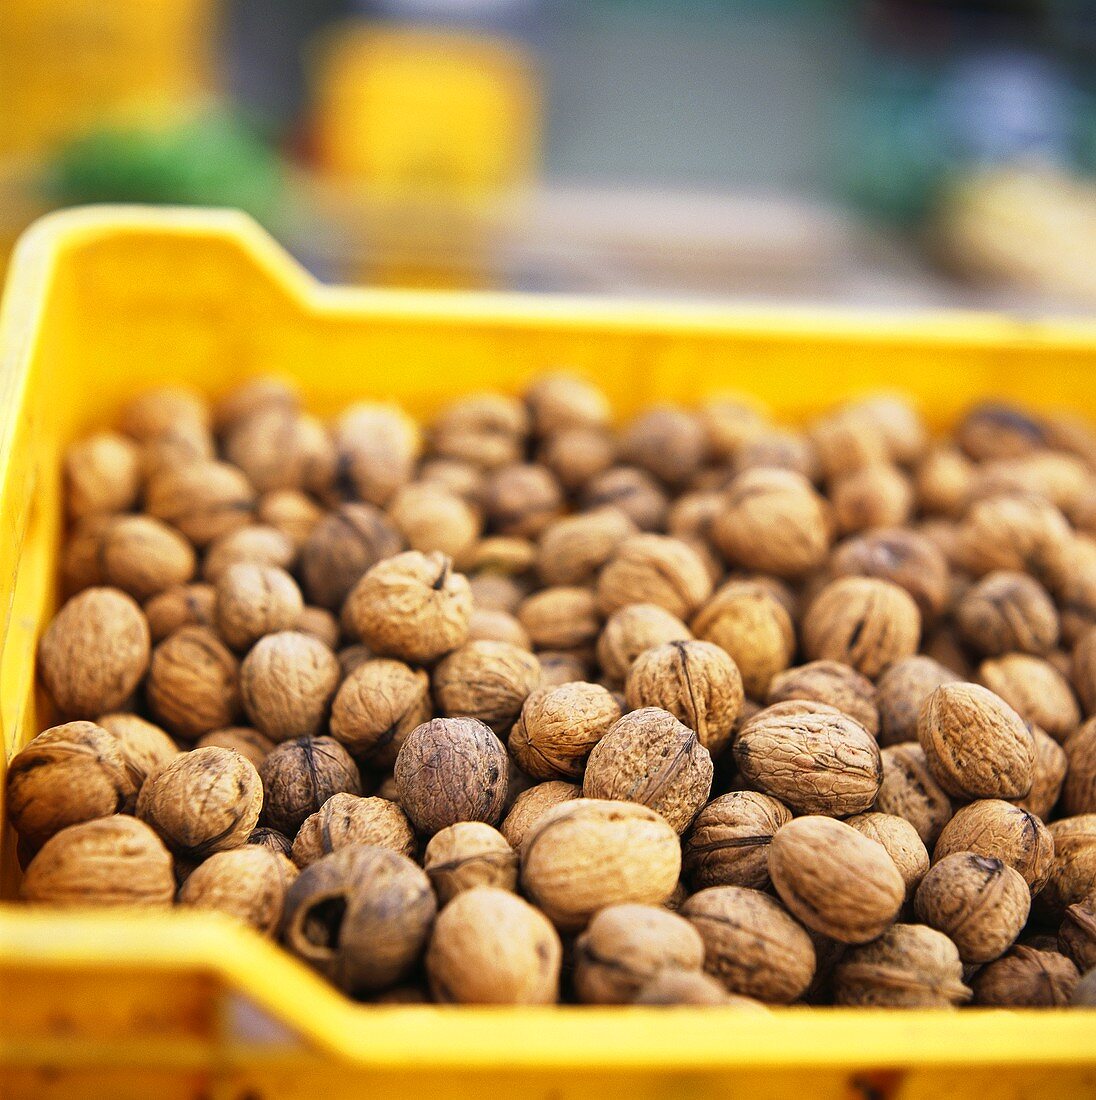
xmin=509 ymin=683 xmax=621 ymax=780
xmin=875 ymin=743 xmax=953 ymax=847
xmin=876 ymin=656 xmax=960 ymax=747
xmin=596 ymin=603 xmax=693 ymax=686
xmin=767 ymin=661 xmax=878 ymax=738
xmin=972 ymin=945 xmax=1079 ymax=1006
xmin=98 ymin=515 xmax=197 ymax=600
xmin=845 ymin=813 xmax=930 ymax=900
xmin=146 ymin=626 xmax=240 ymax=739
xmin=258 ymin=736 xmax=362 ymax=836
xmin=179 ymin=846 xmax=298 ymax=934
xmin=424 ymin=822 xmax=518 ymax=905
xmin=299 ymin=503 xmax=403 ymax=610
xmin=433 ymin=641 xmax=542 ymax=733
xmin=240 ymin=631 xmax=340 ymax=742
xmin=978 ymin=653 xmax=1081 ymax=742
xmin=329 ymin=658 xmax=431 ymax=767
xmin=499 ymin=781 xmax=580 ymax=849
xmin=596 ymin=535 xmax=713 ymax=620
xmin=682 ymin=791 xmax=791 ymax=892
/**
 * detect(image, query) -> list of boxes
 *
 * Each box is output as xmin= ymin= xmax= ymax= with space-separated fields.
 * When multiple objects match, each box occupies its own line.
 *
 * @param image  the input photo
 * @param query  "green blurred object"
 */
xmin=43 ymin=111 xmax=288 ymax=230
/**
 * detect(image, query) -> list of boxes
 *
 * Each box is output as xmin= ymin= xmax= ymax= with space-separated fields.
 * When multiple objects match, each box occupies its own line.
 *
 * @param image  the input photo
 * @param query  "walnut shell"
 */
xmin=846 ymin=812 xmax=930 ymax=900
xmin=424 ymin=822 xmax=518 ymax=905
xmin=830 ymin=464 xmax=913 ymax=535
xmin=433 ymin=640 xmax=542 ymax=733
xmin=620 ymin=406 xmax=708 ymax=487
xmin=1042 ymin=816 xmax=1096 ymax=913
xmin=224 ymin=408 xmax=334 ymax=495
xmin=915 ymin=446 xmax=974 ymax=517
xmin=583 ymin=707 xmax=713 ymax=833
xmin=38 ymin=587 xmax=150 ymax=718
xmin=1059 ymin=899 xmax=1096 ymax=972
xmin=520 ymin=798 xmax=681 ymax=931
xmin=258 ymin=736 xmax=362 ymax=837
xmin=98 ymin=515 xmax=197 ymax=600
xmin=1062 ymin=719 xmax=1096 ymax=815
xmin=509 ymin=682 xmax=621 ymax=780
xmin=682 ymin=791 xmax=792 ymax=892
xmin=179 ymin=846 xmax=298 ymax=933
xmin=64 ymin=431 xmax=141 ymax=519
xmin=195 ymin=726 xmax=275 ymax=769
xmin=956 ymin=492 xmax=1070 ymax=578
xmin=240 ymin=631 xmax=339 ymax=741
xmin=214 ymin=563 xmax=303 ymax=651
xmin=394 ymin=717 xmax=509 ymax=835
xmin=537 ymin=428 xmax=615 ymax=492
xmin=431 ymin=394 xmax=527 ymax=469
xmin=145 ymin=583 xmax=217 ymax=642
xmin=972 ymin=945 xmax=1079 ymax=1006
xmin=387 ymin=482 xmax=481 ymax=561
xmin=955 ymin=571 xmax=1059 ymax=657
xmin=298 ymin=503 xmax=403 ymax=609
xmin=631 ymin=968 xmax=766 ymax=1007
xmin=213 ymin=375 xmax=299 ymax=431
xmin=466 ymin=608 xmax=530 ymax=649
xmin=596 ymin=603 xmax=693 ymax=686
xmin=525 ymin=372 xmax=610 ymax=435
xmin=767 ymin=661 xmax=879 ymax=738
xmin=914 ymin=852 xmax=1030 ymax=963
xmin=202 ymin=524 xmax=297 ymax=584
xmin=20 ymin=816 xmax=175 ymax=907
xmin=146 ymin=626 xmax=240 ymax=738
xmin=1015 ymin=725 xmax=1068 ymax=819
xmin=681 ymin=885 xmax=816 ymax=1003
xmin=481 ymin=463 xmax=564 ymax=538
xmin=330 ymin=403 xmax=420 ymax=505
xmin=292 ymin=794 xmax=416 ymax=867
xmin=536 ymin=509 xmax=636 ymax=587
xmin=596 ymin=535 xmax=713 ymax=620
xmin=145 ymin=459 xmax=256 ymax=547
xmin=517 ymin=586 xmax=600 ymax=651
xmin=137 ymin=746 xmax=262 ymax=858
xmin=582 ymin=466 xmax=669 ymax=531
xmin=248 ymin=827 xmax=294 ymax=857
xmin=875 ymin=743 xmax=953 ymax=847
xmin=769 ymin=816 xmax=905 ymax=943
xmin=876 ymin=656 xmax=960 ymax=747
xmin=256 ymin=490 xmax=324 ymax=550
xmin=97 ymin=713 xmax=181 ymax=790
xmin=499 ymin=781 xmax=580 ymax=849
xmin=978 ymin=653 xmax=1081 ymax=742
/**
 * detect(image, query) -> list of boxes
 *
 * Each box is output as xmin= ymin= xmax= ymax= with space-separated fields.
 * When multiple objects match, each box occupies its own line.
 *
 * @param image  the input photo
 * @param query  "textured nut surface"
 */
xmin=631 ymin=969 xmax=766 ymax=1007
xmin=179 ymin=846 xmax=298 ymax=933
xmin=433 ymin=640 xmax=542 ymax=733
xmin=767 ymin=661 xmax=879 ymax=738
xmin=215 ymin=563 xmax=303 ymax=651
xmin=769 ymin=816 xmax=905 ymax=943
xmin=240 ymin=631 xmax=340 ymax=742
xmin=875 ymin=743 xmax=953 ymax=847
xmin=596 ymin=603 xmax=693 ymax=686
xmin=329 ymin=659 xmax=432 ymax=767
xmin=424 ymin=822 xmax=518 ymax=905
xmin=292 ymin=794 xmax=416 ymax=867
xmin=1016 ymin=726 xmax=1068 ymax=819
xmin=846 ymin=812 xmax=930 ymax=899
xmin=934 ymin=800 xmax=1054 ymax=892
xmin=520 ymin=799 xmax=681 ymax=930
xmin=1059 ymin=899 xmax=1096 ymax=972
xmin=145 ymin=584 xmax=217 ymax=642
xmin=499 ymin=781 xmax=580 ymax=849
xmin=298 ymin=503 xmax=402 ymax=609
xmin=98 ymin=515 xmax=197 ymax=600
xmin=97 ymin=713 xmax=180 ymax=791
xmin=1042 ymin=816 xmax=1096 ymax=912
xmin=509 ymin=683 xmax=621 ymax=780
xmin=517 ymin=586 xmax=600 ymax=651
xmin=147 ymin=626 xmax=240 ymax=738
xmin=876 ymin=657 xmax=960 ymax=746
xmin=64 ymin=431 xmax=141 ymax=518
xmin=972 ymin=945 xmax=1079 ymax=1006
xmin=537 ymin=509 xmax=635 ymax=587
xmin=258 ymin=736 xmax=362 ymax=837
xmin=1063 ymin=719 xmax=1096 ymax=815
xmin=681 ymin=885 xmax=816 ymax=1003
xmin=596 ymin=535 xmax=713 ymax=619
xmin=683 ymin=791 xmax=792 ymax=892
xmin=195 ymin=726 xmax=275 ymax=769
xmin=956 ymin=571 xmax=1059 ymax=657
xmin=978 ymin=654 xmax=1081 ymax=742
xmin=145 ymin=459 xmax=256 ymax=546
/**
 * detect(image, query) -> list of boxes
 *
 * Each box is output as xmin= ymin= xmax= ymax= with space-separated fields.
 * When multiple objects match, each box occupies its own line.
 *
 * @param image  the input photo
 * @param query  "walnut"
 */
xmin=583 ymin=707 xmax=713 ymax=833
xmin=467 ymin=608 xmax=530 ymax=649
xmin=213 ymin=375 xmax=299 ymax=431
xmin=240 ymin=631 xmax=340 ymax=741
xmin=875 ymin=744 xmax=953 ymax=848
xmin=918 ymin=682 xmax=1035 ymax=800
xmin=138 ymin=746 xmax=262 ymax=857
xmin=281 ymin=844 xmax=436 ymax=995
xmin=19 ymin=816 xmax=175 ymax=907
xmin=202 ymin=524 xmax=297 ymax=584
xmin=424 ymin=822 xmax=518 ymax=904
xmin=631 ymin=968 xmax=765 ymax=1007
xmin=625 ymin=641 xmax=743 ymax=757
xmin=499 ymin=781 xmax=580 ymax=849
xmin=292 ymin=794 xmax=416 ymax=867
xmin=596 ymin=535 xmax=712 ymax=620
xmin=419 ymin=458 xmax=486 ymax=504
xmin=830 ymin=464 xmax=913 ymax=535
xmin=223 ymin=409 xmax=334 ymax=495
xmin=64 ymin=431 xmax=141 ymax=518
xmin=681 ymin=885 xmax=815 ymax=1003
xmin=712 ymin=468 xmax=830 ymax=579
xmin=1074 ymin=969 xmax=1096 ymax=1006
xmin=1016 ymin=725 xmax=1068 ymax=819
xmin=802 ymin=577 xmax=920 ymax=678
xmin=956 ymin=492 xmax=1071 ymax=578
xmin=596 ymin=603 xmax=693 ymax=686
xmin=582 ymin=467 xmax=669 ymax=531
xmin=515 ymin=587 xmax=599 ymax=652
xmin=915 ymin=446 xmax=974 ymax=517
xmin=537 ymin=428 xmax=615 ymax=491
xmin=1059 ymin=899 xmax=1096 ymax=972
xmin=6 ymin=722 xmax=137 ymax=846
xmin=978 ymin=653 xmax=1081 ymax=742
xmin=394 ymin=717 xmax=509 ymax=835
xmin=914 ymin=852 xmax=1030 ymax=963
xmin=733 ymin=703 xmax=881 ymax=816
xmin=876 ymin=656 xmax=960 ymax=747
xmin=957 ymin=402 xmax=1051 ymax=461
xmin=431 ymin=392 xmax=528 ymax=465
xmin=1062 ymin=719 xmax=1096 ymax=815
xmin=509 ymin=683 xmax=621 ymax=780
xmin=769 ymin=816 xmax=905 ymax=943
xmin=536 ymin=510 xmax=636 ymax=588
xmin=329 ymin=658 xmax=431 ymax=766
xmin=96 ymin=515 xmax=196 ymax=601
xmin=733 ymin=430 xmax=819 ymax=481
xmin=525 ymin=372 xmax=610 ymax=435
xmin=955 ymin=571 xmax=1059 ymax=657
xmin=145 ymin=459 xmax=256 ymax=547
xmin=179 ymin=846 xmax=298 ymax=933
xmin=297 ymin=606 xmax=340 ymax=649
xmin=972 ymin=945 xmax=1080 ymax=1006
xmin=465 ymin=535 xmax=536 ymax=575
xmin=258 ymin=736 xmax=362 ymax=836
xmin=61 ymin=516 xmax=110 ymax=594
xmin=329 ymin=403 xmax=420 ymax=505
xmin=298 ymin=503 xmax=402 ymax=610
xmin=1041 ymin=816 xmax=1096 ymax=913
xmin=145 ymin=583 xmax=216 ymax=642
xmin=147 ymin=626 xmax=240 ymax=738
xmin=1073 ymin=627 xmax=1096 ymax=717
xmin=248 ymin=827 xmax=294 ymax=857
xmin=38 ymin=588 xmax=150 ymax=718
xmin=195 ymin=726 xmax=275 ymax=769
xmin=695 ymin=397 xmax=767 ymax=462
xmin=833 ymin=924 xmax=971 ymax=1007
xmin=767 ymin=661 xmax=878 ymax=738
xmin=213 ymin=563 xmax=303 ymax=652
xmin=574 ymin=903 xmax=704 ymax=1004
xmin=536 ymin=650 xmax=590 ymax=686
xmin=811 ymin=410 xmax=889 ymax=478
xmin=620 ymin=406 xmax=708 ymax=487
xmin=345 ymin=550 xmax=472 ymax=663
xmin=120 ymin=386 xmax=213 ymax=471
xmin=256 ymin=489 xmax=324 ymax=549
xmin=426 ymin=886 xmax=561 ymax=1003
xmin=481 ymin=463 xmax=564 ymax=538
xmin=845 ymin=813 xmax=930 ymax=899
xmin=934 ymin=799 xmax=1054 ymax=893
xmin=387 ymin=483 xmax=481 ymax=562
xmin=682 ymin=791 xmax=791 ymax=892
xmin=97 ymin=713 xmax=180 ymax=790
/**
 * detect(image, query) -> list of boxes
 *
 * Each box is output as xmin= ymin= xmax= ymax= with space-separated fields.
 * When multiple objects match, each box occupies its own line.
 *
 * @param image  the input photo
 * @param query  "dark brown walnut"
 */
xmin=38 ymin=587 xmax=150 ymax=718
xmin=329 ymin=659 xmax=431 ymax=767
xmin=256 ymin=489 xmax=324 ymax=550
xmin=802 ymin=577 xmax=921 ymax=679
xmin=467 ymin=607 xmax=530 ymax=649
xmin=1059 ymin=900 xmax=1096 ymax=972
xmin=830 ymin=464 xmax=913 ymax=535
xmin=292 ymin=794 xmax=416 ymax=867
xmin=682 ymin=791 xmax=792 ymax=892
xmin=259 ymin=736 xmax=361 ymax=837
xmin=915 ymin=446 xmax=974 ymax=517
xmin=481 ymin=463 xmax=564 ymax=538
xmin=223 ymin=408 xmax=334 ymax=496
xmin=832 ymin=924 xmax=971 ymax=1007
xmin=582 ymin=466 xmax=669 ymax=531
xmin=845 ymin=813 xmax=930 ymax=900
xmin=733 ymin=703 xmax=881 ymax=816
xmin=213 ymin=375 xmax=299 ymax=431
xmin=691 ymin=581 xmax=795 ymax=699
xmin=1042 ymin=816 xmax=1096 ymax=913
xmin=426 ymin=886 xmax=561 ymax=1004
xmin=767 ymin=661 xmax=879 ymax=738
xmin=424 ymin=822 xmax=518 ymax=905
xmin=394 ymin=717 xmax=508 ymax=835
xmin=876 ymin=746 xmax=952 ymax=853
xmin=138 ymin=746 xmax=262 ymax=858
xmin=596 ymin=603 xmax=693 ymax=686
xmin=345 ymin=550 xmax=472 ymax=664
xmin=956 ymin=492 xmax=1071 ymax=578
xmin=536 ymin=509 xmax=636 ymax=588
xmin=1016 ymin=725 xmax=1068 ymax=819
xmin=573 ymin=903 xmax=705 ymax=1004
xmin=240 ymin=631 xmax=340 ymax=742
xmin=329 ymin=403 xmax=420 ymax=506
xmin=733 ymin=429 xmax=819 ymax=481
xmin=147 ymin=626 xmax=240 ymax=739
xmin=537 ymin=428 xmax=615 ymax=492
xmin=921 ymin=628 xmax=974 ymax=680
xmin=97 ymin=713 xmax=180 ymax=791
xmin=298 ymin=503 xmax=402 ymax=610
xmin=978 ymin=653 xmax=1081 ymax=742
xmin=583 ymin=707 xmax=713 ymax=833
xmin=519 ymin=798 xmax=681 ymax=931
xmin=249 ymin=827 xmax=294 ymax=857
xmin=914 ymin=852 xmax=1030 ymax=964
xmin=509 ymin=683 xmax=621 ymax=780
xmin=6 ymin=722 xmax=137 ymax=846
xmin=214 ymin=563 xmax=303 ymax=652
xmin=769 ymin=816 xmax=905 ymax=944
xmin=281 ymin=844 xmax=436 ymax=995
xmin=179 ymin=846 xmax=298 ymax=934
xmin=632 ymin=968 xmax=766 ymax=1007
xmin=1063 ymin=719 xmax=1096 ymax=815
xmin=681 ymin=885 xmax=816 ymax=1003
xmin=829 ymin=528 xmax=951 ymax=625
xmin=64 ymin=431 xmax=141 ymax=519
xmin=196 ymin=726 xmax=276 ymax=769
xmin=145 ymin=583 xmax=216 ymax=642
xmin=297 ymin=606 xmax=339 ymax=649
xmin=955 ymin=571 xmax=1059 ymax=657
xmin=625 ymin=641 xmax=744 ymax=758
xmin=499 ymin=781 xmax=580 ymax=849
xmin=430 ymin=393 xmax=528 ymax=469
xmin=525 ymin=372 xmax=610 ymax=435
xmin=876 ymin=656 xmax=960 ymax=747
xmin=432 ymin=640 xmax=541 ymax=734
xmin=596 ymin=534 xmax=713 ymax=620
xmin=202 ymin=524 xmax=297 ymax=584
xmin=516 ymin=587 xmax=600 ymax=652
xmin=145 ymin=459 xmax=256 ymax=547
xmin=387 ymin=483 xmax=481 ymax=562
xmin=98 ymin=515 xmax=197 ymax=601
xmin=620 ymin=406 xmax=708 ymax=487
xmin=934 ymin=799 xmax=1054 ymax=893
xmin=918 ymin=682 xmax=1035 ymax=800
xmin=972 ymin=945 xmax=1080 ymax=1006
xmin=19 ymin=816 xmax=175 ymax=907
xmin=712 ymin=467 xmax=830 ymax=579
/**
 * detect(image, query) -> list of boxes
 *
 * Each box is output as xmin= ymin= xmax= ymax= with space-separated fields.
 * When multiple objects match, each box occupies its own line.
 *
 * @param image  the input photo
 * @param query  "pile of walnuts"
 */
xmin=7 ymin=374 xmax=1096 ymax=1008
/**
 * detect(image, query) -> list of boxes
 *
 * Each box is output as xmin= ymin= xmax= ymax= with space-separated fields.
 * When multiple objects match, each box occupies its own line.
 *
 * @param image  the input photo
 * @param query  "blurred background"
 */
xmin=1 ymin=0 xmax=1094 ymax=309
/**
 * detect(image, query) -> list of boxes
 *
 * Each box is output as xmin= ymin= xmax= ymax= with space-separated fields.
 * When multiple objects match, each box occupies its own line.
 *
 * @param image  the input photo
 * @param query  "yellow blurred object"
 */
xmin=2 ymin=207 xmax=1096 ymax=1096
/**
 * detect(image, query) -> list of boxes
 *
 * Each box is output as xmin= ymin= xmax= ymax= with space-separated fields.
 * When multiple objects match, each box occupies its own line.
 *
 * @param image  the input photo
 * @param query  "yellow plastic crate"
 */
xmin=2 ymin=207 xmax=1096 ymax=1100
